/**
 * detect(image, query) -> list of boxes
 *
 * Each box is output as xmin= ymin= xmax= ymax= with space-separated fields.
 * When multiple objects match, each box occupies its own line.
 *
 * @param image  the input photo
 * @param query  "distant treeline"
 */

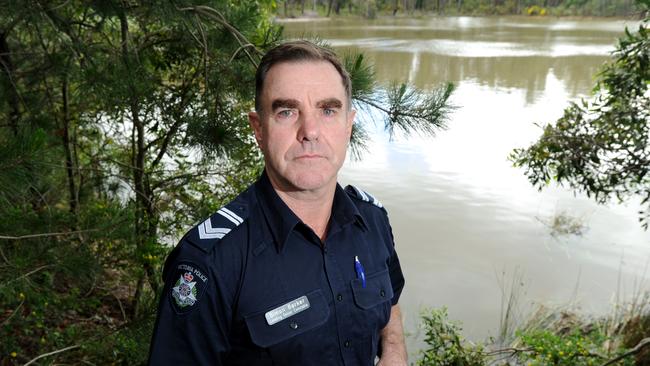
xmin=280 ymin=0 xmax=645 ymax=17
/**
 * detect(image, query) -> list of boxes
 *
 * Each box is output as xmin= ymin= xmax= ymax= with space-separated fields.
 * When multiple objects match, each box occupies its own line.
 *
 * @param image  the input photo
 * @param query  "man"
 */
xmin=148 ymin=40 xmax=407 ymax=365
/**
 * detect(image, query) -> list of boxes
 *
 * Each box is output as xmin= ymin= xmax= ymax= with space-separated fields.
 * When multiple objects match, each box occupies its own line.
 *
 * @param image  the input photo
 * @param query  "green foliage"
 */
xmin=383 ymin=82 xmax=455 ymax=138
xmin=416 ymin=308 xmax=486 ymax=366
xmin=78 ymin=316 xmax=156 ymax=364
xmin=345 ymin=52 xmax=375 ymax=158
xmin=526 ymin=5 xmax=548 ymax=15
xmin=0 ymin=128 xmax=48 ymax=204
xmin=511 ymin=10 xmax=650 ymax=228
xmin=515 ymin=328 xmax=630 ymax=366
xmin=0 ymin=0 xmax=275 ymax=363
xmin=415 ymin=305 xmax=647 ymax=366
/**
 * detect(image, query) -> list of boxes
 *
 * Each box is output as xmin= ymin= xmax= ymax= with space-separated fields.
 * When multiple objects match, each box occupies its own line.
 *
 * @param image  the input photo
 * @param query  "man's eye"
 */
xmin=323 ymin=108 xmax=336 ymax=116
xmin=277 ymin=110 xmax=294 ymax=118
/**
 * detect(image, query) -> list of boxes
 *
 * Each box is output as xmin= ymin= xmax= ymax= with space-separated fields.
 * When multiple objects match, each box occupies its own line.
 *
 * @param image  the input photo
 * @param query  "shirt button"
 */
xmin=380 ymin=290 xmax=386 ymax=297
xmin=289 ymin=321 xmax=298 ymax=330
xmin=337 ymin=294 xmax=343 ymax=301
xmin=344 ymin=340 xmax=351 ymax=348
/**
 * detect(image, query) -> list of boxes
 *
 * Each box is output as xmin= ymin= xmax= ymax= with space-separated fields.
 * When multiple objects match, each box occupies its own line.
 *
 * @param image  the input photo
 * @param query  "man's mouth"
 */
xmin=295 ymin=154 xmax=323 ymax=160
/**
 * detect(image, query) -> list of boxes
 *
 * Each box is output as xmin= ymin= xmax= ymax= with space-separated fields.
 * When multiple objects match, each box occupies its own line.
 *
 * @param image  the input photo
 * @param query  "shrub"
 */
xmin=415 ymin=307 xmax=486 ymax=366
xmin=527 ymin=5 xmax=548 ymax=15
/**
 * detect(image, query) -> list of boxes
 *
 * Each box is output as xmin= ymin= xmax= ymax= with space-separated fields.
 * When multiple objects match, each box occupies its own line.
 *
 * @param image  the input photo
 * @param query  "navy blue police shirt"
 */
xmin=148 ymin=172 xmax=405 ymax=365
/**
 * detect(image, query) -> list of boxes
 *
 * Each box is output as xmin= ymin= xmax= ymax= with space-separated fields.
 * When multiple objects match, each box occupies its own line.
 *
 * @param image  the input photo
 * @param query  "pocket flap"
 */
xmin=244 ymin=289 xmax=330 ymax=348
xmin=350 ymin=269 xmax=394 ymax=309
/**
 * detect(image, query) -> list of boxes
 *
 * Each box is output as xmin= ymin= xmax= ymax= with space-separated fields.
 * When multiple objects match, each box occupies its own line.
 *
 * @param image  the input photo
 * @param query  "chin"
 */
xmin=290 ymin=172 xmax=334 ymax=192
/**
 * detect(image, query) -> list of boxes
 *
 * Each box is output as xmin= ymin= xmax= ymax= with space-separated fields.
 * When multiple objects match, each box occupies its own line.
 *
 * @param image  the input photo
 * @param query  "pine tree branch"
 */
xmin=149 ymin=74 xmax=200 ymax=169
xmin=36 ymin=0 xmax=86 ymax=61
xmin=178 ymin=5 xmax=263 ymax=67
xmin=229 ymin=43 xmax=258 ymax=63
xmin=150 ymin=118 xmax=185 ymax=169
xmin=355 ymin=96 xmax=391 ymax=115
xmin=356 ymin=95 xmax=449 ymax=123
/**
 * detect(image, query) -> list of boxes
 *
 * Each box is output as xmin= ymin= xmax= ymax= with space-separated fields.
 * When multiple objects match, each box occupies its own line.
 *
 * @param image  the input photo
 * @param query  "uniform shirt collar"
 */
xmin=254 ymin=170 xmax=367 ymax=253
xmin=330 ymin=182 xmax=368 ymax=236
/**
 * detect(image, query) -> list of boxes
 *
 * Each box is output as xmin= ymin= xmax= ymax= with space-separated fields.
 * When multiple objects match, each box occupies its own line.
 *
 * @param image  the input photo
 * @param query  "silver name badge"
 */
xmin=265 ymin=295 xmax=311 ymax=325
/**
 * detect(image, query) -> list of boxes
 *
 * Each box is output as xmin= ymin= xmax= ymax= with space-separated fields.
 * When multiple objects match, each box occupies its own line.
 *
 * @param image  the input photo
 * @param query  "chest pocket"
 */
xmin=350 ymin=268 xmax=394 ymax=309
xmin=244 ymin=289 xmax=330 ymax=348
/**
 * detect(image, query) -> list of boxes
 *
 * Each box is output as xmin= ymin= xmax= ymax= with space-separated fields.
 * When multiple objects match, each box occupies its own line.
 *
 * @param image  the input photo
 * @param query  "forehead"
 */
xmin=262 ymin=61 xmax=347 ymax=107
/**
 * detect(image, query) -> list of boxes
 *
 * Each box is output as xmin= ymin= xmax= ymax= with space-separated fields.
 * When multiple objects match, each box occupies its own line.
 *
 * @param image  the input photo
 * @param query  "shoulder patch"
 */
xmin=186 ymin=201 xmax=249 ymax=252
xmin=345 ymin=185 xmax=384 ymax=209
xmin=168 ymin=261 xmax=209 ymax=314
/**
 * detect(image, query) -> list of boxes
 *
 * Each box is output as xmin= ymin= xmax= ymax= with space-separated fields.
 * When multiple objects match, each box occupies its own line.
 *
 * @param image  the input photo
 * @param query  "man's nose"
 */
xmin=297 ymin=109 xmax=320 ymax=142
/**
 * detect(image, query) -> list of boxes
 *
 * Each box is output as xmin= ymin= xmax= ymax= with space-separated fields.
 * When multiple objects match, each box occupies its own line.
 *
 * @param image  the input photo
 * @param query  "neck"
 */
xmin=274 ymin=184 xmax=336 ymax=242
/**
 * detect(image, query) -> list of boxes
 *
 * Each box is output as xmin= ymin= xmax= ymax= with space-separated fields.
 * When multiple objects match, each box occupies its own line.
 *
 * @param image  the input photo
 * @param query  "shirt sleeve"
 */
xmin=386 ymin=220 xmax=405 ymax=306
xmin=147 ymin=237 xmax=234 ymax=365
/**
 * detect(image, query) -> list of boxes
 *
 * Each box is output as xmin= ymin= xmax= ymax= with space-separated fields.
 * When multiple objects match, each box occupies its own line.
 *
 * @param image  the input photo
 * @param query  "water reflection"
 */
xmin=356 ymin=51 xmax=605 ymax=103
xmin=285 ymin=16 xmax=632 ymax=38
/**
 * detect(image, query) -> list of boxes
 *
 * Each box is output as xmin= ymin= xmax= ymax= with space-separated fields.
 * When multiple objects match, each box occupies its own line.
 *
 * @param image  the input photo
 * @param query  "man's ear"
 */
xmin=248 ymin=111 xmax=263 ymax=147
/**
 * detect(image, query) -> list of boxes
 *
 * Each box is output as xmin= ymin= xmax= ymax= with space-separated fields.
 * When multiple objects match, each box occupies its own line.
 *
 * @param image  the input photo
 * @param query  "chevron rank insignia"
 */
xmin=198 ymin=206 xmax=244 ymax=239
xmin=186 ymin=204 xmax=247 ymax=252
xmin=345 ymin=185 xmax=384 ymax=208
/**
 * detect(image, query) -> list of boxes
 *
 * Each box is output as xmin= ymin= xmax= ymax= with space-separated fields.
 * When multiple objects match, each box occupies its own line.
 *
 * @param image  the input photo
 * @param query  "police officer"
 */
xmin=148 ymin=40 xmax=407 ymax=366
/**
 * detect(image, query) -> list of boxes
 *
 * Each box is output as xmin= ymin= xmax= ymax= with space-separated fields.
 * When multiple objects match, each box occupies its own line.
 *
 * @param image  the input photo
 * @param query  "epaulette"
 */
xmin=344 ymin=185 xmax=384 ymax=209
xmin=185 ymin=200 xmax=249 ymax=253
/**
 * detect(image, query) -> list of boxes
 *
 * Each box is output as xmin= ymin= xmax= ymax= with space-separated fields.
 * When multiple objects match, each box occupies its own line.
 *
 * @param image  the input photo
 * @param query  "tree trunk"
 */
xmin=61 ymin=74 xmax=78 ymax=217
xmin=327 ymin=0 xmax=333 ymax=16
xmin=334 ymin=0 xmax=341 ymax=14
xmin=393 ymin=0 xmax=399 ymax=15
xmin=119 ymin=10 xmax=159 ymax=319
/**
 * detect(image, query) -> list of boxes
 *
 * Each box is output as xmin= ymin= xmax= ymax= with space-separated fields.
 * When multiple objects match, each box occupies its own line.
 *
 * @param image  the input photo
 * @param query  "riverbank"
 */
xmin=414 ymin=297 xmax=650 ymax=365
xmin=274 ymin=12 xmax=643 ymax=23
xmin=274 ymin=4 xmax=645 ymax=21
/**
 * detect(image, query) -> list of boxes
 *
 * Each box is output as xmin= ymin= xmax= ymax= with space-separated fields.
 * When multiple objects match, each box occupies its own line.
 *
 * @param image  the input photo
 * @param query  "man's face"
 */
xmin=249 ymin=61 xmax=355 ymax=193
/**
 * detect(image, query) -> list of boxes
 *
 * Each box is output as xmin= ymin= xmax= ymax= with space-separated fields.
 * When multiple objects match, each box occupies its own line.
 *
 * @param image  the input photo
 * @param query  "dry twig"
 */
xmin=1 ymin=299 xmax=24 ymax=326
xmin=600 ymin=337 xmax=650 ymax=366
xmin=23 ymin=344 xmax=80 ymax=366
xmin=0 ymin=229 xmax=99 ymax=240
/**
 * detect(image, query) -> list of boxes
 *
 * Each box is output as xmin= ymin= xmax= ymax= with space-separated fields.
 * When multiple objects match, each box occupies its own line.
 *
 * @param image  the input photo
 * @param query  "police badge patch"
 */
xmin=168 ymin=262 xmax=208 ymax=313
